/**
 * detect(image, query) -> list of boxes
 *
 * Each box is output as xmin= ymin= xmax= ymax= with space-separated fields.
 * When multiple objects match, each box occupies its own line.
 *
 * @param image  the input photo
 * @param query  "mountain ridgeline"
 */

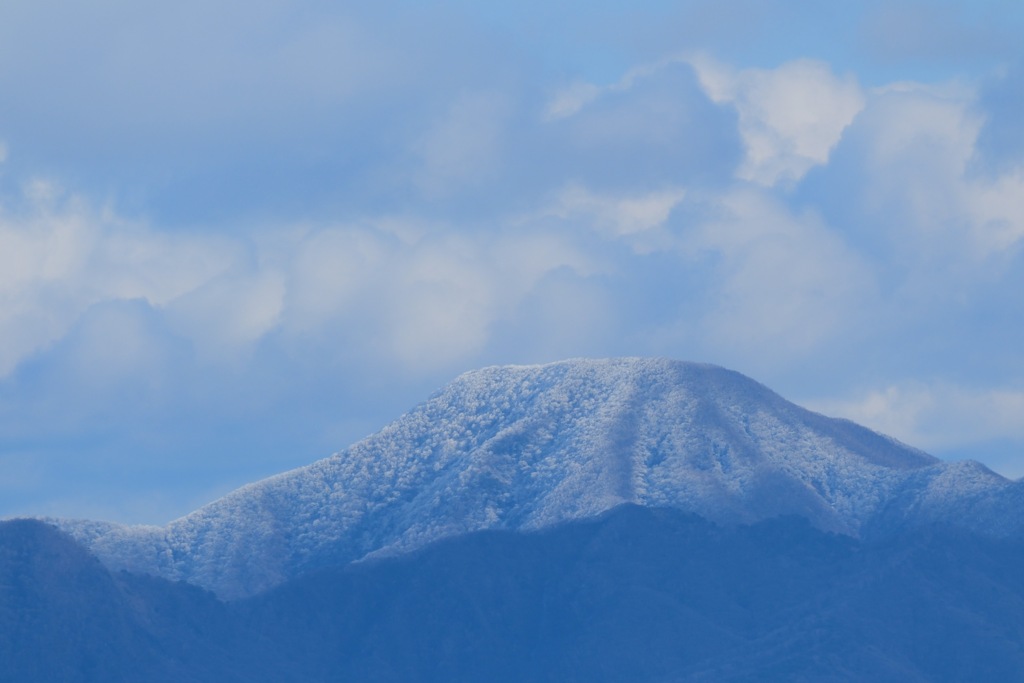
xmin=6 ymin=357 xmax=1024 ymax=682
xmin=57 ymin=358 xmax=1024 ymax=599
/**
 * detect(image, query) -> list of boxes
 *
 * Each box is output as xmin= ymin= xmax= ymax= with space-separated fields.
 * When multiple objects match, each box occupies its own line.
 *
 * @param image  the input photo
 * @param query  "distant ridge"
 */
xmin=56 ymin=358 xmax=1024 ymax=598
xmin=13 ymin=506 xmax=1024 ymax=681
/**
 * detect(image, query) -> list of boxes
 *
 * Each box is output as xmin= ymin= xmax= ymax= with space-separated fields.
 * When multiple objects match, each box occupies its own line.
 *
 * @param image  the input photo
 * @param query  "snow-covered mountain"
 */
xmin=57 ymin=358 xmax=1024 ymax=598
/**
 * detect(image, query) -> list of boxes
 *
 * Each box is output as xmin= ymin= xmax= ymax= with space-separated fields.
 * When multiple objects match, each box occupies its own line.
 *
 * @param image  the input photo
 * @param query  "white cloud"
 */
xmin=967 ymin=168 xmax=1024 ymax=252
xmin=413 ymin=91 xmax=510 ymax=199
xmin=690 ymin=56 xmax=865 ymax=187
xmin=0 ymin=173 xmax=608 ymax=381
xmin=2 ymin=60 xmax=1018 ymax=388
xmin=58 ymin=301 xmax=170 ymax=388
xmin=543 ymin=82 xmax=603 ymax=121
xmin=277 ymin=221 xmax=596 ymax=372
xmin=501 ymin=270 xmax=615 ymax=361
xmin=381 ymin=234 xmax=496 ymax=367
xmin=550 ymin=183 xmax=686 ymax=251
xmin=5 ymin=24 xmax=1024 ymax=521
xmin=810 ymin=382 xmax=1024 ymax=458
xmin=165 ymin=268 xmax=286 ymax=361
xmin=282 ymin=226 xmax=389 ymax=335
xmin=0 ymin=185 xmax=255 ymax=375
xmin=855 ymin=83 xmax=978 ymax=228
xmin=488 ymin=232 xmax=597 ymax=289
xmin=845 ymin=81 xmax=1024 ymax=259
xmin=542 ymin=60 xmax=670 ymax=122
xmin=685 ymin=189 xmax=875 ymax=358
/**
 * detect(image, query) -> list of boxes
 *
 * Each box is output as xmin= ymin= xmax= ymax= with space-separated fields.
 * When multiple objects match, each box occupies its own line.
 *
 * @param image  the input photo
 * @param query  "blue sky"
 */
xmin=2 ymin=0 xmax=1023 ymax=523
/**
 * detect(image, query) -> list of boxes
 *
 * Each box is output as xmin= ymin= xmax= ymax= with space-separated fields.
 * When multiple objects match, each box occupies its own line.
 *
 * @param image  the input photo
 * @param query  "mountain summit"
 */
xmin=59 ymin=358 xmax=1024 ymax=598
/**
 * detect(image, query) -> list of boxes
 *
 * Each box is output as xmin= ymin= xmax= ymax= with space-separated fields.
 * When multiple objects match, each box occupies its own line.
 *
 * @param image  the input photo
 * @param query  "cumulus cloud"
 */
xmin=413 ymin=91 xmax=511 ymax=199
xmin=0 ymin=180 xmax=604 ymax=381
xmin=670 ymin=189 xmax=874 ymax=365
xmin=0 ymin=184 xmax=237 ymax=375
xmin=282 ymin=223 xmax=596 ymax=371
xmin=549 ymin=183 xmax=686 ymax=251
xmin=380 ymin=235 xmax=497 ymax=366
xmin=965 ymin=169 xmax=1024 ymax=253
xmin=4 ymin=4 xmax=1024 ymax=520
xmin=538 ymin=58 xmax=742 ymax=192
xmin=690 ymin=56 xmax=865 ymax=187
xmin=165 ymin=268 xmax=286 ymax=361
xmin=812 ymin=80 xmax=1024 ymax=265
xmin=283 ymin=227 xmax=390 ymax=335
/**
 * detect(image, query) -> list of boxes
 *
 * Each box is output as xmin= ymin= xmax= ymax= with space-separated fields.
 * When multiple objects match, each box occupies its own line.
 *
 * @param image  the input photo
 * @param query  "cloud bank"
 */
xmin=1 ymin=0 xmax=1023 ymax=522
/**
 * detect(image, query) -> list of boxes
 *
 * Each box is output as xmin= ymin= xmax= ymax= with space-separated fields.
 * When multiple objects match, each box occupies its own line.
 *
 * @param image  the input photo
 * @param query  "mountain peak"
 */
xmin=57 ymin=358 xmax=1017 ymax=598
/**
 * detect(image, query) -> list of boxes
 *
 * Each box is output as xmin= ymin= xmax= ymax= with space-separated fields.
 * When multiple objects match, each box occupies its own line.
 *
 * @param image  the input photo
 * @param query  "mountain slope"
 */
xmin=13 ymin=507 xmax=1024 ymax=682
xmin=58 ymin=358 xmax=1022 ymax=598
xmin=238 ymin=505 xmax=1024 ymax=682
xmin=0 ymin=519 xmax=292 ymax=683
